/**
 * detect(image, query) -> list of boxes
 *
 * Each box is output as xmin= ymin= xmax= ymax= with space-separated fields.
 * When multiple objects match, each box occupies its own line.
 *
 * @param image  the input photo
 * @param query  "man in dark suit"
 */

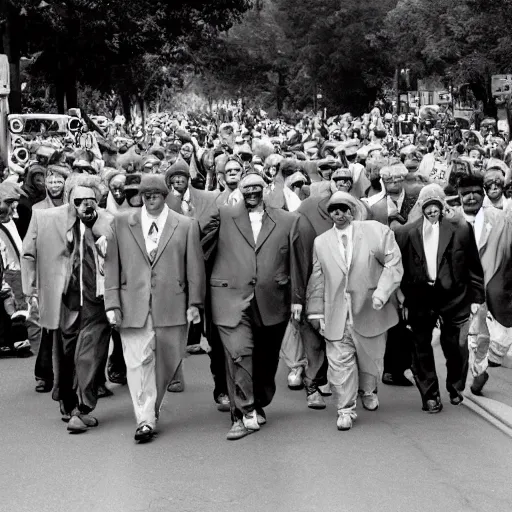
xmin=204 ymin=172 xmax=296 ymax=440
xmin=395 ymin=184 xmax=485 ymax=413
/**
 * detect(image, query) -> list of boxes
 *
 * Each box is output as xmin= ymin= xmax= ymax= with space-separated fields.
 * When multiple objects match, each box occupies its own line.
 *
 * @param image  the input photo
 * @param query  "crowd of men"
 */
xmin=1 ymin=103 xmax=511 ymax=442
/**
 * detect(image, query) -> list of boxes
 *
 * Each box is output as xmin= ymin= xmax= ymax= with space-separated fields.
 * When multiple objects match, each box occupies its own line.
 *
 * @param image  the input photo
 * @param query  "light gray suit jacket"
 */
xmin=306 ymin=220 xmax=403 ymax=340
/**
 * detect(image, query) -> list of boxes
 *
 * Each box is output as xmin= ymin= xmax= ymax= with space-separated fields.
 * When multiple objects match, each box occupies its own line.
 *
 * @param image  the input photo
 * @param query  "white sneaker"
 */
xmin=336 ymin=413 xmax=355 ymax=431
xmin=287 ymin=367 xmax=304 ymax=389
xmin=243 ymin=410 xmax=260 ymax=431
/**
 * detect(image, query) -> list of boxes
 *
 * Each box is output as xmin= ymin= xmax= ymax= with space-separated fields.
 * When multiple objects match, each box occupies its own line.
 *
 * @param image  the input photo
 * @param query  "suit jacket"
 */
xmin=33 ymin=196 xmax=59 ymax=211
xmin=395 ymin=217 xmax=485 ymax=318
xmin=368 ymin=192 xmax=418 ymax=227
xmin=21 ymin=205 xmax=113 ymax=329
xmin=104 ymin=207 xmax=205 ymax=329
xmin=290 ymin=196 xmax=333 ymax=306
xmin=473 ymin=208 xmax=512 ymax=327
xmin=206 ymin=202 xmax=297 ymax=328
xmin=307 ymin=221 xmax=403 ymax=340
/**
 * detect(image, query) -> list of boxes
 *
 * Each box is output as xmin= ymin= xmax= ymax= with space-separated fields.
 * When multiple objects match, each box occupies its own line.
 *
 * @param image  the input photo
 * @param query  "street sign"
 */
xmin=491 ymin=75 xmax=512 ymax=97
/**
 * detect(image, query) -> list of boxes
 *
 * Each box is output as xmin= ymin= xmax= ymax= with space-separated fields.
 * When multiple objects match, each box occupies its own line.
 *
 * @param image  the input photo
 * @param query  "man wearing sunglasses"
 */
xmin=104 ymin=174 xmax=205 ymax=443
xmin=307 ymin=191 xmax=403 ymax=431
xmin=22 ymin=175 xmax=114 ymax=433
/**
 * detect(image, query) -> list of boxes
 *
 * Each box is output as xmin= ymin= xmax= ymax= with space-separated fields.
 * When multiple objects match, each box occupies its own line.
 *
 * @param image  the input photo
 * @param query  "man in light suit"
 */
xmin=307 ymin=191 xmax=403 ymax=431
xmin=203 ymin=172 xmax=297 ymax=440
xmin=104 ymin=174 xmax=205 ymax=443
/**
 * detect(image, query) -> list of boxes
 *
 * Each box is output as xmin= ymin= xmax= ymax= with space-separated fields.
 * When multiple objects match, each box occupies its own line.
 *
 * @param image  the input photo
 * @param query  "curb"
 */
xmin=463 ymin=392 xmax=512 ymax=439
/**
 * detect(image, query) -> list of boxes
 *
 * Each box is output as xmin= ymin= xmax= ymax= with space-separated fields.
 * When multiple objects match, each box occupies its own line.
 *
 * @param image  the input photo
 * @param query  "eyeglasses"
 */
xmin=328 ymin=204 xmax=351 ymax=214
xmin=382 ymin=177 xmax=404 ymax=184
xmin=73 ymin=197 xmax=97 ymax=207
xmin=333 ymin=178 xmax=353 ymax=184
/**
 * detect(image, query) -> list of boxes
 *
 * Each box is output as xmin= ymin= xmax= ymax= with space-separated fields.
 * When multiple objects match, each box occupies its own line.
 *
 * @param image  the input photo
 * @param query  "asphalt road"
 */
xmin=1 ymin=351 xmax=511 ymax=512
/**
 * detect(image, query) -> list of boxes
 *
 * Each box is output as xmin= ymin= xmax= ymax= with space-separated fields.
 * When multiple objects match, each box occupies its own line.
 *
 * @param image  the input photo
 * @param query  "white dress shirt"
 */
xmin=174 ymin=186 xmax=191 ymax=214
xmin=141 ymin=204 xmax=169 ymax=258
xmin=249 ymin=211 xmax=264 ymax=244
xmin=422 ymin=217 xmax=439 ymax=281
xmin=334 ymin=223 xmax=353 ymax=269
xmin=463 ymin=208 xmax=485 ymax=249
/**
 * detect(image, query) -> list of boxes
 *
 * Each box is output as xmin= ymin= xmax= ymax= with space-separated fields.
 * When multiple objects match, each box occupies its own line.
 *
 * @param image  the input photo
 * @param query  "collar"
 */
xmin=141 ymin=204 xmax=169 ymax=226
xmin=333 ymin=223 xmax=353 ymax=239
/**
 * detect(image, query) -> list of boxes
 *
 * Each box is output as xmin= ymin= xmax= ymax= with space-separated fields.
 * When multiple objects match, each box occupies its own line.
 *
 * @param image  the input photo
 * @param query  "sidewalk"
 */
xmin=433 ymin=331 xmax=512 ymax=437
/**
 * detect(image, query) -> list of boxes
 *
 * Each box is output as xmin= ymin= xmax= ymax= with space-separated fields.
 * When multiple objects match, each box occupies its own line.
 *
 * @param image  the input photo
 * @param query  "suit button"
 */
xmin=151 ymin=279 xmax=157 ymax=288
xmin=249 ymin=278 xmax=257 ymax=285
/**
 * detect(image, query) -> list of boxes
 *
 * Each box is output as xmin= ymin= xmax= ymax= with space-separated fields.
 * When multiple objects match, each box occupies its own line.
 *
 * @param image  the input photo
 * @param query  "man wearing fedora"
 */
xmin=104 ymin=174 xmax=205 ymax=443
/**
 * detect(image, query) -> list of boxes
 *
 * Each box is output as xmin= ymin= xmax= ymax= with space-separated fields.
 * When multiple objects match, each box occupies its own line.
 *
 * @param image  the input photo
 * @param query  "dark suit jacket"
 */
xmin=395 ymin=217 xmax=485 ymax=318
xmin=205 ymin=202 xmax=297 ymax=328
xmin=290 ymin=196 xmax=333 ymax=306
xmin=369 ymin=192 xmax=418 ymax=227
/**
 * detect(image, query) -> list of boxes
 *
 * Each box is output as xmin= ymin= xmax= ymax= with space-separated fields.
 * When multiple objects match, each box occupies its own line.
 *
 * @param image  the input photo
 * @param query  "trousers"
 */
xmin=53 ymin=299 xmax=111 ymax=415
xmin=469 ymin=303 xmax=512 ymax=377
xmin=301 ymin=320 xmax=328 ymax=393
xmin=409 ymin=309 xmax=470 ymax=405
xmin=326 ymin=327 xmax=386 ymax=415
xmin=217 ymin=304 xmax=287 ymax=422
xmin=120 ymin=314 xmax=187 ymax=428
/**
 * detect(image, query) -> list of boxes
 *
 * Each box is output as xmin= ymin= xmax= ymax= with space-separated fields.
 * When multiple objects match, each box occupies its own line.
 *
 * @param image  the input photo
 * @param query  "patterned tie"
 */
xmin=148 ymin=222 xmax=158 ymax=262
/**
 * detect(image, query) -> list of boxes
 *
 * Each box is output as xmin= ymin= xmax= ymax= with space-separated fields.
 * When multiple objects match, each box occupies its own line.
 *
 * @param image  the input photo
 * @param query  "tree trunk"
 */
xmin=120 ymin=93 xmax=132 ymax=124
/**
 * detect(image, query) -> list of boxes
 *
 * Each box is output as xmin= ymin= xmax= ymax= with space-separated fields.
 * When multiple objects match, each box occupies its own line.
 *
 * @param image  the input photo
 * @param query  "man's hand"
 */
xmin=107 ymin=309 xmax=122 ymax=327
xmin=291 ymin=304 xmax=302 ymax=321
xmin=470 ymin=303 xmax=481 ymax=315
xmin=95 ymin=235 xmax=108 ymax=258
xmin=28 ymin=295 xmax=38 ymax=311
xmin=372 ymin=296 xmax=384 ymax=311
xmin=187 ymin=306 xmax=201 ymax=325
xmin=309 ymin=317 xmax=325 ymax=335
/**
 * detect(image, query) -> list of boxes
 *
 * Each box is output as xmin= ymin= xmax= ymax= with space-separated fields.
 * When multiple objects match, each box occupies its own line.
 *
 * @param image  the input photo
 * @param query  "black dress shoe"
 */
xmin=97 ymin=385 xmax=114 ymax=399
xmin=35 ymin=380 xmax=53 ymax=393
xmin=107 ymin=365 xmax=127 ymax=385
xmin=134 ymin=424 xmax=155 ymax=443
xmin=0 ymin=346 xmax=16 ymax=358
xmin=488 ymin=360 xmax=502 ymax=368
xmin=422 ymin=399 xmax=443 ymax=413
xmin=471 ymin=371 xmax=489 ymax=396
xmin=449 ymin=389 xmax=464 ymax=406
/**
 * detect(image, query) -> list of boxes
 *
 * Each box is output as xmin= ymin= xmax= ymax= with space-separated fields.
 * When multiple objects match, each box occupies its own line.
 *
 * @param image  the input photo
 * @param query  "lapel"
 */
xmin=437 ymin=218 xmax=454 ymax=269
xmin=410 ymin=218 xmax=426 ymax=261
xmin=151 ymin=212 xmax=178 ymax=266
xmin=317 ymin=197 xmax=331 ymax=221
xmin=128 ymin=210 xmax=151 ymax=265
xmin=327 ymin=228 xmax=347 ymax=275
xmin=255 ymin=209 xmax=277 ymax=253
xmin=348 ymin=222 xmax=362 ymax=277
xmin=232 ymin=202 xmax=255 ymax=249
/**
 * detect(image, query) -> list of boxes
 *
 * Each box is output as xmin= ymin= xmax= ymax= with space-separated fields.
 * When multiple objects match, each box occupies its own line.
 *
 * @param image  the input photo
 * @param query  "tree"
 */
xmin=2 ymin=0 xmax=254 ymax=113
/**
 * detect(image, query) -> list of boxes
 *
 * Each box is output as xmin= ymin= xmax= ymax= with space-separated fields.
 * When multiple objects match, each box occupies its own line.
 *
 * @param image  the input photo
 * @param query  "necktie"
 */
xmin=148 ymin=222 xmax=158 ymax=262
xmin=341 ymin=233 xmax=349 ymax=265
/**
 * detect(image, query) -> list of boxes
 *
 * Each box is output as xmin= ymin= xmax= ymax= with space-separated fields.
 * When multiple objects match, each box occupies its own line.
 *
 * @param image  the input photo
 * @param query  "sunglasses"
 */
xmin=74 ymin=197 xmax=97 ymax=207
xmin=143 ymin=192 xmax=163 ymax=200
xmin=382 ymin=178 xmax=404 ymax=184
xmin=328 ymin=204 xmax=351 ymax=213
xmin=484 ymin=180 xmax=503 ymax=190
